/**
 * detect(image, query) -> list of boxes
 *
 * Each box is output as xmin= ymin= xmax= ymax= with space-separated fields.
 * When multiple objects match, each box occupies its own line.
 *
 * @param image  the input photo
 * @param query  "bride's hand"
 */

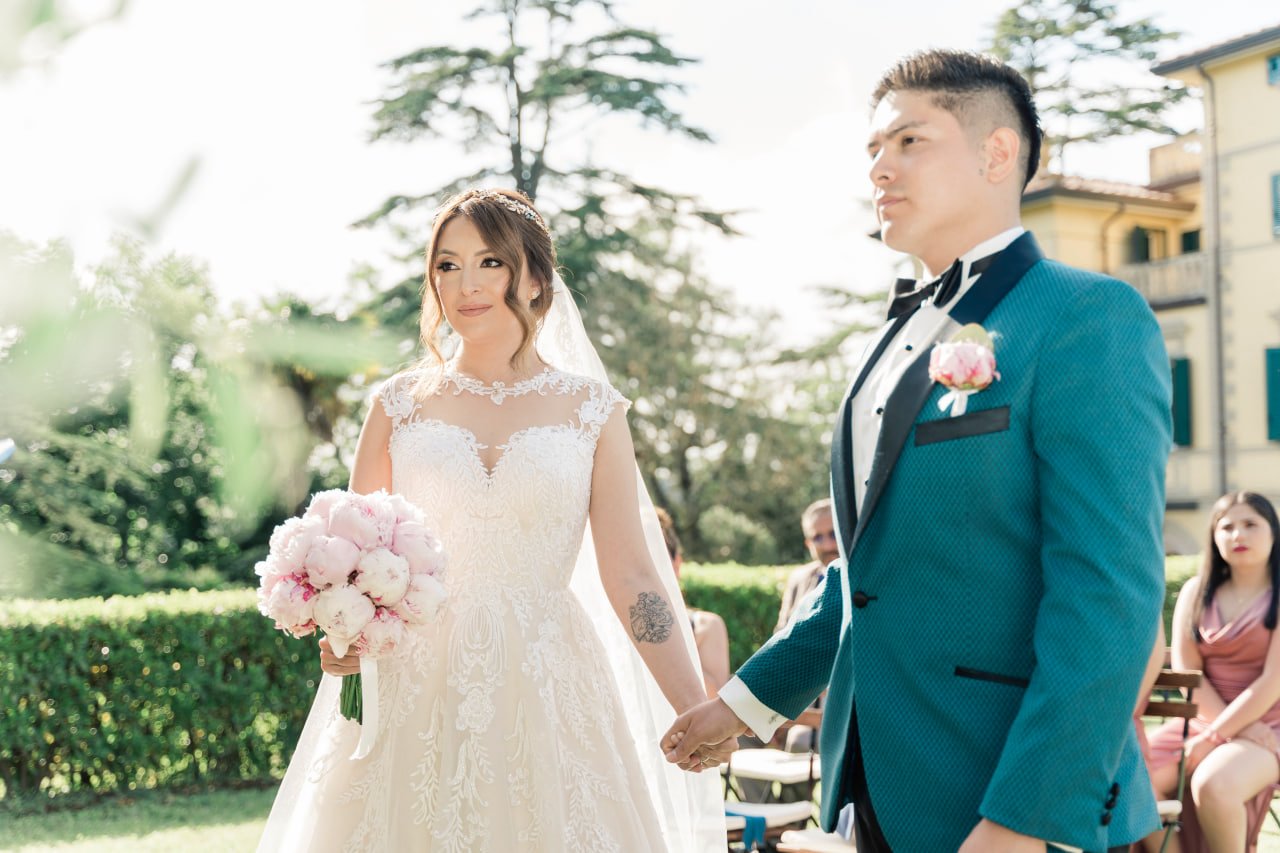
xmin=319 ymin=636 xmax=361 ymax=677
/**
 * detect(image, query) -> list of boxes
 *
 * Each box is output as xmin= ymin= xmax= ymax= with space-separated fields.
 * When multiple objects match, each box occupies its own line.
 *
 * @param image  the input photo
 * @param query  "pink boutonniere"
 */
xmin=928 ymin=323 xmax=1000 ymax=417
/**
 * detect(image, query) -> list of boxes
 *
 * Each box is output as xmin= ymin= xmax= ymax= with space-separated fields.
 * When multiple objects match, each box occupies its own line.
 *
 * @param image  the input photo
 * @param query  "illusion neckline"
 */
xmin=441 ymin=362 xmax=558 ymax=404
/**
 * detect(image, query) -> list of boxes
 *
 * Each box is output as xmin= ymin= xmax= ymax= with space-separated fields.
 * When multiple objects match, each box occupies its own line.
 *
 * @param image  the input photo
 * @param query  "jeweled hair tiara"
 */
xmin=470 ymin=189 xmax=549 ymax=235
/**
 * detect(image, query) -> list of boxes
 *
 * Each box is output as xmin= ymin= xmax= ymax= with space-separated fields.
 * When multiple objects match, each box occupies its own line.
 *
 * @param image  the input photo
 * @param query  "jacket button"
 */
xmin=1105 ymin=795 xmax=1117 ymax=809
xmin=853 ymin=591 xmax=871 ymax=609
xmin=1110 ymin=782 xmax=1121 ymax=796
xmin=1100 ymin=813 xmax=1112 ymax=826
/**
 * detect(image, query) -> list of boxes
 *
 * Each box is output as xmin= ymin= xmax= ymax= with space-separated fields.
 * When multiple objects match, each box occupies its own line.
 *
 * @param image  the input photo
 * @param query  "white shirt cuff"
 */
xmin=719 ymin=675 xmax=787 ymax=743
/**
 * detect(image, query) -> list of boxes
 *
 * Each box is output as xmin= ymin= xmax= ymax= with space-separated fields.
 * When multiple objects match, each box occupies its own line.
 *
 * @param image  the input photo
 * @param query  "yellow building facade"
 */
xmin=1021 ymin=24 xmax=1280 ymax=551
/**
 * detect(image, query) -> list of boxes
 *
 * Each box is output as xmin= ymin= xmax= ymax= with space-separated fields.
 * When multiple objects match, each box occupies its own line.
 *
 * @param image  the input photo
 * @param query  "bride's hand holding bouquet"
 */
xmin=256 ymin=488 xmax=446 ymax=758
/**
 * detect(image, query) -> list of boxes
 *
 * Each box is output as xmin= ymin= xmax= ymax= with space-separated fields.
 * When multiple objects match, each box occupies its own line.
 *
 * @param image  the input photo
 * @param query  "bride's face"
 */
xmin=432 ymin=216 xmax=540 ymax=345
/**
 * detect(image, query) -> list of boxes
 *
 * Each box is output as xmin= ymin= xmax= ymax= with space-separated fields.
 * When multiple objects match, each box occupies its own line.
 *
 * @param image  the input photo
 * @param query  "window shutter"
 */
xmin=1171 ymin=358 xmax=1192 ymax=447
xmin=1268 ymin=349 xmax=1280 ymax=442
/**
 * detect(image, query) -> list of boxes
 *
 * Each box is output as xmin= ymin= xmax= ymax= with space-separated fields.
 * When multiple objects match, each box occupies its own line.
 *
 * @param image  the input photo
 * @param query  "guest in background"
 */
xmin=1139 ymin=491 xmax=1280 ymax=853
xmin=776 ymin=499 xmax=839 ymax=633
xmin=776 ymin=499 xmax=838 ymax=755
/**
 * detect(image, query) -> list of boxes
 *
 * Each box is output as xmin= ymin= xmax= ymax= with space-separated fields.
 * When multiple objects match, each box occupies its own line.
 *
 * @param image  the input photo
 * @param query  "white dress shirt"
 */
xmin=718 ymin=226 xmax=1025 ymax=742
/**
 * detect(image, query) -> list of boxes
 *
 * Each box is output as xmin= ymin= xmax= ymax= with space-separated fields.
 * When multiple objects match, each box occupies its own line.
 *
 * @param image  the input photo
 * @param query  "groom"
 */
xmin=664 ymin=50 xmax=1171 ymax=853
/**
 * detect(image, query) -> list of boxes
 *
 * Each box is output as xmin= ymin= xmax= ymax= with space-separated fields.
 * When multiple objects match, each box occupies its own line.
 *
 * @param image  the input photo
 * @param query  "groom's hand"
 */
xmin=662 ymin=697 xmax=748 ymax=772
xmin=958 ymin=819 xmax=1043 ymax=853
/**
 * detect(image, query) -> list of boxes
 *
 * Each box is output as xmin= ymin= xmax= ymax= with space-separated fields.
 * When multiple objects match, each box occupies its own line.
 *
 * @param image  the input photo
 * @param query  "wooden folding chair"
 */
xmin=1142 ymin=668 xmax=1202 ymax=853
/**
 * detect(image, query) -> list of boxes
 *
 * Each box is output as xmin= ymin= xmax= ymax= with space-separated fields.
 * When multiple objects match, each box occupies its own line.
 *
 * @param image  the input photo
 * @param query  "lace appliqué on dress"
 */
xmin=305 ymin=364 xmax=649 ymax=853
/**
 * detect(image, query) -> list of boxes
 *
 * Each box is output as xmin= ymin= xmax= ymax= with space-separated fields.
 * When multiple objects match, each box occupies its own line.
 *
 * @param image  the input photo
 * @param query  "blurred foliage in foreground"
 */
xmin=0 ymin=233 xmax=402 ymax=598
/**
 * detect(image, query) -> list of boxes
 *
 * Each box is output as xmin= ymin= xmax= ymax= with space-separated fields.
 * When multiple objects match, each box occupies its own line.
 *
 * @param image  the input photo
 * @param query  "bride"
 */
xmin=257 ymin=188 xmax=728 ymax=852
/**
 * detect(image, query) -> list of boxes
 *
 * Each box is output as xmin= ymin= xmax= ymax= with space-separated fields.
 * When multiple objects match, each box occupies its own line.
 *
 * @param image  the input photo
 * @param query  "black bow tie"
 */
xmin=886 ymin=253 xmax=997 ymax=320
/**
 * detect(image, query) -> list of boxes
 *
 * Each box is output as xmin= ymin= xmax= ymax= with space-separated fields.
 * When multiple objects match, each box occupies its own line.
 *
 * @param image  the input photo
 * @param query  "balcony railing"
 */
xmin=1115 ymin=252 xmax=1207 ymax=307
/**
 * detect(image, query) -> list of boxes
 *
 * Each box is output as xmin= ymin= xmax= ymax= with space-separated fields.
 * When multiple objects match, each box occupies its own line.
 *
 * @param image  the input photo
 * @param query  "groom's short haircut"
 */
xmin=871 ymin=49 xmax=1043 ymax=189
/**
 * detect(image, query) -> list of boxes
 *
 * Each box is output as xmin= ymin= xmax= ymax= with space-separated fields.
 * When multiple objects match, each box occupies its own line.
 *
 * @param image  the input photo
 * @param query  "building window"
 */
xmin=1269 ymin=53 xmax=1280 ymax=86
xmin=1171 ymin=358 xmax=1192 ymax=447
xmin=1180 ymin=229 xmax=1201 ymax=253
xmin=1269 ymin=349 xmax=1280 ymax=441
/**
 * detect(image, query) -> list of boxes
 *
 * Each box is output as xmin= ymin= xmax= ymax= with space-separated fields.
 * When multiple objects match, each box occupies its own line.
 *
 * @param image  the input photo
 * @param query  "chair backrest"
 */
xmin=1142 ymin=669 xmax=1201 ymax=720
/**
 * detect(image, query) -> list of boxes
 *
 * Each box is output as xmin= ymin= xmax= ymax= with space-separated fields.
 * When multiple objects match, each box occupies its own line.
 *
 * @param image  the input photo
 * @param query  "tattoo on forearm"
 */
xmin=629 ymin=591 xmax=674 ymax=643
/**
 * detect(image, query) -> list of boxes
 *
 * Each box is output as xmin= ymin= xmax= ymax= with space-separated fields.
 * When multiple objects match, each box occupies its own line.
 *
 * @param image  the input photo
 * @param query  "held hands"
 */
xmin=318 ymin=635 xmax=361 ymax=677
xmin=661 ymin=697 xmax=748 ymax=772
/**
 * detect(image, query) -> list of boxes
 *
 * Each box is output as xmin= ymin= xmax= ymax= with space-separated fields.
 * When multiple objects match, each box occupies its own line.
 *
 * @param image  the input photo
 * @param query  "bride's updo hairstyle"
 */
xmin=420 ymin=188 xmax=556 ymax=370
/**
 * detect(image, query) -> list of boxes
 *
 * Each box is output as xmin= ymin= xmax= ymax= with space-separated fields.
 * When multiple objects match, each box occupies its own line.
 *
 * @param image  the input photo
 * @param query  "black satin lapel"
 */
xmin=829 ymin=313 xmax=913 ymax=558
xmin=948 ymin=232 xmax=1044 ymax=325
xmin=848 ymin=232 xmax=1045 ymax=550
xmin=851 ymin=351 xmax=935 ymax=547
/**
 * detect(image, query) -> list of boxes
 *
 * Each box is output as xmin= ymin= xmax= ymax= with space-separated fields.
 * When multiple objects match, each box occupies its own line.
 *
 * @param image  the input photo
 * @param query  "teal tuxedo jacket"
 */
xmin=738 ymin=234 xmax=1171 ymax=852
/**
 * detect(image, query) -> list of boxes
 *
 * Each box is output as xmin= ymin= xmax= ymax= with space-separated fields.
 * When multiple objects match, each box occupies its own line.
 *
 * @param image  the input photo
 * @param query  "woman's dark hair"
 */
xmin=1193 ymin=491 xmax=1280 ymax=635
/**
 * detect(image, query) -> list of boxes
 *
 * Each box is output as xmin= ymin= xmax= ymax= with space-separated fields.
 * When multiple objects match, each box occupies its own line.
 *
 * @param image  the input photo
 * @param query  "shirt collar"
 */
xmin=934 ymin=226 xmax=1026 ymax=311
xmin=958 ymin=226 xmax=1025 ymax=280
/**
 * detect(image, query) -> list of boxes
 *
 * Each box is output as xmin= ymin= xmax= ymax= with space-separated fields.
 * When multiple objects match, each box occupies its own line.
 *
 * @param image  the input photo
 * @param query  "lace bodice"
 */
xmin=377 ymin=364 xmax=629 ymax=596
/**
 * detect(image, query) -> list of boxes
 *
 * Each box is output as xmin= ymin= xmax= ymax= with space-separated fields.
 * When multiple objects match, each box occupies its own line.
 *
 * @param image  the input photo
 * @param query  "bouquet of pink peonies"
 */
xmin=256 ymin=489 xmax=446 ymax=755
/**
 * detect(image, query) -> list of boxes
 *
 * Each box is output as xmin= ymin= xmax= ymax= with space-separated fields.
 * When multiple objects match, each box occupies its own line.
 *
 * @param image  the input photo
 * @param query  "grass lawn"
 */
xmin=2 ymin=784 xmax=1278 ymax=851
xmin=0 ymin=787 xmax=275 ymax=853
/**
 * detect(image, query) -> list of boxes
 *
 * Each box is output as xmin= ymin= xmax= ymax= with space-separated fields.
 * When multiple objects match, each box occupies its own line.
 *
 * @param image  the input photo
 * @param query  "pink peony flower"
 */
xmin=355 ymin=547 xmax=411 ymax=606
xmin=263 ymin=575 xmax=318 ymax=637
xmin=385 ymin=492 xmax=420 ymax=525
xmin=276 ymin=516 xmax=327 ymax=574
xmin=328 ymin=495 xmax=383 ymax=551
xmin=254 ymin=557 xmax=290 ymax=599
xmin=269 ymin=516 xmax=303 ymax=555
xmin=355 ymin=608 xmax=405 ymax=658
xmin=304 ymin=535 xmax=362 ymax=589
xmin=391 ymin=522 xmax=446 ymax=576
xmin=365 ymin=491 xmax=401 ymax=547
xmin=304 ymin=489 xmax=346 ymax=526
xmin=929 ymin=341 xmax=1000 ymax=392
xmin=394 ymin=573 xmax=447 ymax=625
xmin=313 ymin=584 xmax=377 ymax=657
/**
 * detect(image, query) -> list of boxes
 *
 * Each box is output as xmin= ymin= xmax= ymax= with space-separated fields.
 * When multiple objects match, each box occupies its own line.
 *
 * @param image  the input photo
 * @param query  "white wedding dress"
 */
xmin=257 ymin=362 xmax=724 ymax=852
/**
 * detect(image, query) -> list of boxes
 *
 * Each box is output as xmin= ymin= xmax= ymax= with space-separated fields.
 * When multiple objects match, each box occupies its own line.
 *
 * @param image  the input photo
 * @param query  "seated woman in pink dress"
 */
xmin=1139 ymin=491 xmax=1280 ymax=853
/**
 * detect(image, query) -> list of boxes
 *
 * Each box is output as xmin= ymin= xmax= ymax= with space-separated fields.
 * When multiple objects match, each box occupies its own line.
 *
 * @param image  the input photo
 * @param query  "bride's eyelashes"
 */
xmin=433 ymin=257 xmax=503 ymax=274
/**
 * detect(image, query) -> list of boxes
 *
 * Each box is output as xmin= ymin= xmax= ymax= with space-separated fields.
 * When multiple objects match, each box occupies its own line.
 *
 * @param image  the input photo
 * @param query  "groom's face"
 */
xmin=867 ymin=90 xmax=988 ymax=273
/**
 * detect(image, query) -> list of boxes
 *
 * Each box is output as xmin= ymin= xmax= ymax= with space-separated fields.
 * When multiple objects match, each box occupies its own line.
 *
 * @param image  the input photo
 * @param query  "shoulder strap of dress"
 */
xmin=576 ymin=379 xmax=631 ymax=442
xmin=376 ymin=372 xmax=422 ymax=429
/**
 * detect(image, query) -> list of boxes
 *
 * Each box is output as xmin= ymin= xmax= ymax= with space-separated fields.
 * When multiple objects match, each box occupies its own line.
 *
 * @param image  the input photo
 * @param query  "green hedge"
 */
xmin=683 ymin=557 xmax=1203 ymax=671
xmin=1 ymin=556 xmax=1201 ymax=805
xmin=680 ymin=562 xmax=796 ymax=671
xmin=0 ymin=590 xmax=315 ymax=804
xmin=1164 ymin=554 xmax=1200 ymax=635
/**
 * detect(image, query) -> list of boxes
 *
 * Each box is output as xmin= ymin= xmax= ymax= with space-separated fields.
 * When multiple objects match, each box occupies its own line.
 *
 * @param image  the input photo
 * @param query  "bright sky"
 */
xmin=2 ymin=1 xmax=1274 ymax=347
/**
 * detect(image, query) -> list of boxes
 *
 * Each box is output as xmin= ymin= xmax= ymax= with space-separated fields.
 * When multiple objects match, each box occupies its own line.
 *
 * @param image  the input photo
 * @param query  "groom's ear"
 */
xmin=981 ymin=126 xmax=1022 ymax=186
